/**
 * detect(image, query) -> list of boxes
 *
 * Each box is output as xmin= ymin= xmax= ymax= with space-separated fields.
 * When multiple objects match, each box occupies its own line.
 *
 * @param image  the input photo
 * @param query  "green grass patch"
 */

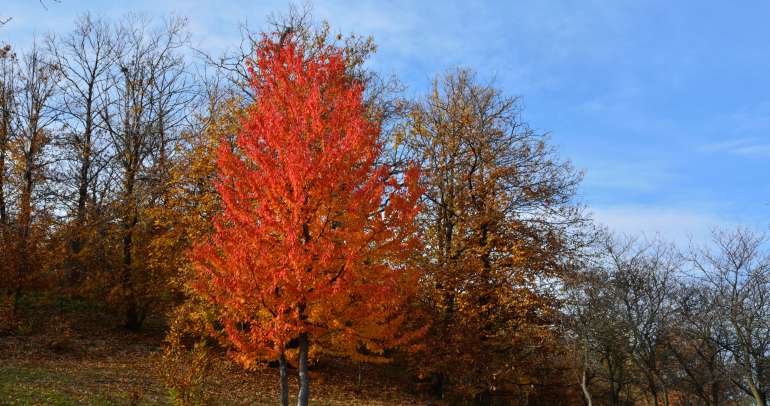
xmin=0 ymin=362 xmax=162 ymax=405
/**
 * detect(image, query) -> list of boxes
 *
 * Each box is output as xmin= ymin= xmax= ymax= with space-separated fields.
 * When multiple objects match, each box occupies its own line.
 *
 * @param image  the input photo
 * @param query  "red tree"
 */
xmin=192 ymin=35 xmax=422 ymax=405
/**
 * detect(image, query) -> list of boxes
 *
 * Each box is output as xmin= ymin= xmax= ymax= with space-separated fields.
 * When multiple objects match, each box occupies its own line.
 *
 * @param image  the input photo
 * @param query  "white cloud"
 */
xmin=582 ymin=159 xmax=676 ymax=193
xmin=591 ymin=205 xmax=733 ymax=245
xmin=699 ymin=137 xmax=770 ymax=158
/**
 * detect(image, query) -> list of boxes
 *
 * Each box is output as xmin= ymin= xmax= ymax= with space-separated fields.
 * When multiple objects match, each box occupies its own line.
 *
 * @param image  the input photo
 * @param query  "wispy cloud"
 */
xmin=582 ymin=159 xmax=676 ymax=193
xmin=591 ymin=205 xmax=732 ymax=245
xmin=699 ymin=137 xmax=770 ymax=158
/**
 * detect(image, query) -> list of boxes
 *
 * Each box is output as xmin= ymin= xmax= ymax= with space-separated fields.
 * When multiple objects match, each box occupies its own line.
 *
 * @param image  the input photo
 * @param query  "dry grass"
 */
xmin=0 ymin=300 xmax=424 ymax=405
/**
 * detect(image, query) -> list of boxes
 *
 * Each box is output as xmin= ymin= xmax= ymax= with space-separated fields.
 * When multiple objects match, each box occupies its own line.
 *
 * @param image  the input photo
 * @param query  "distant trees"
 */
xmin=0 ymin=45 xmax=17 ymax=324
xmin=47 ymin=14 xmax=116 ymax=287
xmin=566 ymin=228 xmax=770 ymax=405
xmin=0 ymin=42 xmax=60 ymax=320
xmin=566 ymin=261 xmax=632 ymax=405
xmin=693 ymin=229 xmax=770 ymax=405
xmin=0 ymin=14 xmax=197 ymax=331
xmin=100 ymin=15 xmax=193 ymax=330
xmin=668 ymin=275 xmax=731 ymax=405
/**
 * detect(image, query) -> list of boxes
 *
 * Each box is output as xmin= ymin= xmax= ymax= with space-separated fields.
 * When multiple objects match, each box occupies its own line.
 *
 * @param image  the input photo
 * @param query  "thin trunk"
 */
xmin=14 ymin=137 xmax=35 ymax=316
xmin=75 ymin=122 xmax=92 ymax=220
xmin=0 ymin=140 xmax=6 ymax=285
xmin=430 ymin=373 xmax=445 ymax=401
xmin=750 ymin=389 xmax=767 ymax=406
xmin=744 ymin=352 xmax=765 ymax=406
xmin=580 ymin=342 xmax=592 ymax=406
xmin=356 ymin=364 xmax=363 ymax=394
xmin=605 ymin=352 xmax=622 ymax=406
xmin=475 ymin=390 xmax=492 ymax=406
xmin=0 ymin=141 xmax=6 ymax=227
xmin=0 ymin=105 xmax=6 ymax=228
xmin=0 ymin=136 xmax=5 ymax=301
xmin=580 ymin=368 xmax=592 ymax=406
xmin=123 ymin=215 xmax=139 ymax=330
xmin=297 ymin=333 xmax=309 ymax=406
xmin=279 ymin=350 xmax=289 ymax=406
xmin=748 ymin=379 xmax=766 ymax=406
xmin=122 ymin=173 xmax=140 ymax=330
xmin=69 ymin=117 xmax=91 ymax=285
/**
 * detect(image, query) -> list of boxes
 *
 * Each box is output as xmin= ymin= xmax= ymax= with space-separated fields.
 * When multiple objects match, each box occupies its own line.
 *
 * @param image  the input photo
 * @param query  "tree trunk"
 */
xmin=356 ymin=364 xmax=363 ymax=394
xmin=647 ymin=376 xmax=658 ymax=406
xmin=474 ymin=390 xmax=492 ymax=406
xmin=0 ymin=143 xmax=6 ymax=228
xmin=297 ymin=333 xmax=309 ymax=406
xmin=279 ymin=350 xmax=289 ymax=406
xmin=750 ymin=390 xmax=767 ymax=406
xmin=14 ymin=147 xmax=34 ymax=317
xmin=746 ymin=366 xmax=766 ymax=406
xmin=69 ymin=101 xmax=93 ymax=285
xmin=430 ymin=373 xmax=445 ymax=401
xmin=122 ymin=210 xmax=140 ymax=331
xmin=580 ymin=366 xmax=592 ymax=406
xmin=69 ymin=137 xmax=90 ymax=284
xmin=121 ymin=168 xmax=141 ymax=331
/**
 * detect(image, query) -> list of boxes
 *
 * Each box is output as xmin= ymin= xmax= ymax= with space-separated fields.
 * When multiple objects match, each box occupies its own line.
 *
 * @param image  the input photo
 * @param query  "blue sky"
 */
xmin=3 ymin=1 xmax=769 ymax=243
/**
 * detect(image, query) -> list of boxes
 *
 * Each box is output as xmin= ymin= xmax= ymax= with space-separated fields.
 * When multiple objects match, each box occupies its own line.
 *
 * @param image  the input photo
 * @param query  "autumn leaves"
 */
xmin=186 ymin=25 xmax=586 ymax=402
xmin=0 ymin=11 xmax=585 ymax=404
xmin=192 ymin=36 xmax=422 ymax=406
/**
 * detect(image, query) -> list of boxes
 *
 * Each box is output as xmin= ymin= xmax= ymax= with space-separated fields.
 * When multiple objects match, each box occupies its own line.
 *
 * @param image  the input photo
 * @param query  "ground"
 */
xmin=0 ymin=299 xmax=424 ymax=405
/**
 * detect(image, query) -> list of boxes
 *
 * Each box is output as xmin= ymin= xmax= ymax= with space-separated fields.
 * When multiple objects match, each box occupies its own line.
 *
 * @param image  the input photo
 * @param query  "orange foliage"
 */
xmin=192 ymin=35 xmax=423 ymax=367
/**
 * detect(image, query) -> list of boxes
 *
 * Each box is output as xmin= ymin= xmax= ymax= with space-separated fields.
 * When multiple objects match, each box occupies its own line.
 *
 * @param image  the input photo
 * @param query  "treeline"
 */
xmin=566 ymin=229 xmax=770 ymax=405
xmin=0 ymin=13 xmax=197 ymax=330
xmin=0 ymin=7 xmax=767 ymax=406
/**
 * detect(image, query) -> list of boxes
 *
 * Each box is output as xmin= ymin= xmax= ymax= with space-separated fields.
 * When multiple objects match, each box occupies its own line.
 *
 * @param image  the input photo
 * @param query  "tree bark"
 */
xmin=122 ymin=198 xmax=140 ymax=330
xmin=0 ymin=92 xmax=8 ymax=228
xmin=69 ymin=120 xmax=91 ymax=284
xmin=15 ymin=138 xmax=36 ymax=316
xmin=279 ymin=350 xmax=289 ymax=406
xmin=297 ymin=333 xmax=309 ymax=406
xmin=580 ymin=372 xmax=592 ymax=406
xmin=0 ymin=139 xmax=6 ymax=228
xmin=69 ymin=82 xmax=94 ymax=285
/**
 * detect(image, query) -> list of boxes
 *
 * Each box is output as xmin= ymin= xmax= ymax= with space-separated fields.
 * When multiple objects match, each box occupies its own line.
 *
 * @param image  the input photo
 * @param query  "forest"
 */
xmin=0 ymin=4 xmax=769 ymax=406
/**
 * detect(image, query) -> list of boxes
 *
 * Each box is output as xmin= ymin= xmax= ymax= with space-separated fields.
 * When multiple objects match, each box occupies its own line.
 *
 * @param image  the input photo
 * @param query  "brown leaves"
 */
xmin=404 ymin=69 xmax=584 ymax=399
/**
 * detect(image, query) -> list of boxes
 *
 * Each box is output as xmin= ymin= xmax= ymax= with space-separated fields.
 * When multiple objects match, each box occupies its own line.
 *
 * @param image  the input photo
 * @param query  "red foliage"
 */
xmin=192 ymin=35 xmax=422 ymax=365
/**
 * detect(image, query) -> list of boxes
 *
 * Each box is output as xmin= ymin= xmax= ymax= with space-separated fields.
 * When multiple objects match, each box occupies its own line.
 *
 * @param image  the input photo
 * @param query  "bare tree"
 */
xmin=691 ymin=228 xmax=770 ymax=406
xmin=0 ymin=45 xmax=15 ymax=234
xmin=99 ymin=14 xmax=191 ymax=330
xmin=6 ymin=42 xmax=60 ymax=313
xmin=667 ymin=280 xmax=732 ymax=405
xmin=47 ymin=14 xmax=118 ymax=284
xmin=565 ymin=264 xmax=634 ymax=406
xmin=1 ymin=0 xmax=61 ymax=27
xmin=0 ymin=44 xmax=17 ymax=322
xmin=606 ymin=236 xmax=680 ymax=406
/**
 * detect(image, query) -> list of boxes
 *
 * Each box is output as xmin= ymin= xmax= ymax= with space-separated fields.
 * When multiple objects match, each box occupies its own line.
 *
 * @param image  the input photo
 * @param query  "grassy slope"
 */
xmin=0 ymin=301 xmax=422 ymax=405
